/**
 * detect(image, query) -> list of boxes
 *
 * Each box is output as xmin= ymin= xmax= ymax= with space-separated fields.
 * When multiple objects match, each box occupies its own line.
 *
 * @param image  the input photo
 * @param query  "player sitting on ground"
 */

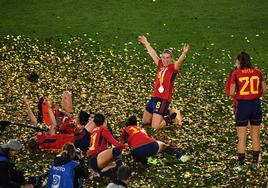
xmin=87 ymin=113 xmax=125 ymax=178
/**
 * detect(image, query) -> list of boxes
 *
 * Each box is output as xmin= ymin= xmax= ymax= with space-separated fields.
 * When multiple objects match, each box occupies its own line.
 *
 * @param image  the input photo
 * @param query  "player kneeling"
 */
xmin=120 ymin=116 xmax=191 ymax=166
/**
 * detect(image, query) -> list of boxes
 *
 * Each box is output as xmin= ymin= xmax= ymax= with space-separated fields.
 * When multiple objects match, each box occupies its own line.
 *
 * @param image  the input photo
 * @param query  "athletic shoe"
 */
xmin=252 ymin=163 xmax=259 ymax=169
xmin=92 ymin=172 xmax=100 ymax=178
xmin=234 ymin=165 xmax=244 ymax=171
xmin=180 ymin=155 xmax=191 ymax=163
xmin=147 ymin=157 xmax=157 ymax=165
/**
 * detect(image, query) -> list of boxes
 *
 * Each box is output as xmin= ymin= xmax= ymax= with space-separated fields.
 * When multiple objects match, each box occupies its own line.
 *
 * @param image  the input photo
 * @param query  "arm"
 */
xmin=138 ymin=35 xmax=160 ymax=65
xmin=47 ymin=100 xmax=57 ymax=135
xmin=23 ymin=97 xmax=38 ymax=127
xmin=102 ymin=129 xmax=125 ymax=149
xmin=174 ymin=43 xmax=190 ymax=71
xmin=119 ymin=130 xmax=126 ymax=144
xmin=261 ymin=80 xmax=266 ymax=96
xmin=230 ymin=84 xmax=236 ymax=97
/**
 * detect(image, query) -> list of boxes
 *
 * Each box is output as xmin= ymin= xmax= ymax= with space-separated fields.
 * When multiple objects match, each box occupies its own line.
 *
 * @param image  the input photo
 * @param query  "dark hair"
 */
xmin=78 ymin=110 xmax=90 ymax=125
xmin=162 ymin=49 xmax=173 ymax=57
xmin=237 ymin=52 xmax=252 ymax=69
xmin=28 ymin=138 xmax=39 ymax=151
xmin=62 ymin=143 xmax=76 ymax=159
xmin=125 ymin=116 xmax=137 ymax=127
xmin=93 ymin=113 xmax=106 ymax=126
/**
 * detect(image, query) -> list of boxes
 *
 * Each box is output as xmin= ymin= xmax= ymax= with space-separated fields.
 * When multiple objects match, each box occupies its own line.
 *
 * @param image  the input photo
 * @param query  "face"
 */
xmin=235 ymin=59 xmax=240 ymax=69
xmin=9 ymin=150 xmax=17 ymax=157
xmin=161 ymin=53 xmax=172 ymax=66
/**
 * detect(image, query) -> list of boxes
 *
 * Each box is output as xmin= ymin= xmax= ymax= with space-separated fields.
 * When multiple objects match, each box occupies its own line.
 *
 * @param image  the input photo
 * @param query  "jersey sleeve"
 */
xmin=230 ymin=71 xmax=237 ymax=85
xmin=225 ymin=73 xmax=232 ymax=96
xmin=119 ymin=129 xmax=126 ymax=144
xmin=102 ymin=128 xmax=125 ymax=149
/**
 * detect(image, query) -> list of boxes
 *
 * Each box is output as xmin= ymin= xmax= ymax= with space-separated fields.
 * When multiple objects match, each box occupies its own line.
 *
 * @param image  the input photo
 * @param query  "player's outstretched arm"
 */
xmin=261 ymin=80 xmax=266 ymax=96
xmin=23 ymin=97 xmax=38 ymax=127
xmin=174 ymin=43 xmax=190 ymax=71
xmin=138 ymin=35 xmax=159 ymax=65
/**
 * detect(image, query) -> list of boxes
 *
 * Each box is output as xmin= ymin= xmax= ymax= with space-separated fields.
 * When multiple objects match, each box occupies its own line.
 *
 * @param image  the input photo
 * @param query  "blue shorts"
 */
xmin=88 ymin=155 xmax=99 ymax=172
xmin=131 ymin=142 xmax=159 ymax=165
xmin=145 ymin=97 xmax=170 ymax=116
xmin=74 ymin=129 xmax=90 ymax=151
xmin=235 ymin=99 xmax=262 ymax=126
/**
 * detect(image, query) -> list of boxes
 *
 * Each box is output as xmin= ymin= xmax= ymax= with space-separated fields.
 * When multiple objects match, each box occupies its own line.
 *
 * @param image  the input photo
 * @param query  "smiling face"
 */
xmin=161 ymin=52 xmax=172 ymax=66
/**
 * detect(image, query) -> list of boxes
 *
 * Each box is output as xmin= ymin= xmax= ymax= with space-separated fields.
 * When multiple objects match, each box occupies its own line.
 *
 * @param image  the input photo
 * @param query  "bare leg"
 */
xmin=97 ymin=149 xmax=116 ymax=169
xmin=236 ymin=126 xmax=247 ymax=154
xmin=250 ymin=126 xmax=261 ymax=151
xmin=47 ymin=104 xmax=57 ymax=135
xmin=61 ymin=91 xmax=73 ymax=113
xmin=151 ymin=113 xmax=165 ymax=129
xmin=142 ymin=109 xmax=153 ymax=125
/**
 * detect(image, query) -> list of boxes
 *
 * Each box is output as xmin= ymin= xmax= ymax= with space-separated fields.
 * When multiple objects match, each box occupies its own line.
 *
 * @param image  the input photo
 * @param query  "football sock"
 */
xmin=164 ymin=113 xmax=177 ymax=125
xmin=100 ymin=168 xmax=115 ymax=177
xmin=165 ymin=146 xmax=183 ymax=159
xmin=238 ymin=153 xmax=245 ymax=166
xmin=252 ymin=151 xmax=260 ymax=164
xmin=112 ymin=148 xmax=122 ymax=170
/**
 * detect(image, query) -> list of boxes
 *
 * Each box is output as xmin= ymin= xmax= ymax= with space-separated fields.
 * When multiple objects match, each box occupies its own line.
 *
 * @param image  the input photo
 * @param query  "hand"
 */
xmin=182 ymin=43 xmax=190 ymax=55
xmin=138 ymin=35 xmax=149 ymax=45
xmin=23 ymin=97 xmax=30 ymax=107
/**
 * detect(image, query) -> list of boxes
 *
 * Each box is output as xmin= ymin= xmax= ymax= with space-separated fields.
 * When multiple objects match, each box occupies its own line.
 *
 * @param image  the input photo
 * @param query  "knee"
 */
xmin=151 ymin=122 xmax=161 ymax=129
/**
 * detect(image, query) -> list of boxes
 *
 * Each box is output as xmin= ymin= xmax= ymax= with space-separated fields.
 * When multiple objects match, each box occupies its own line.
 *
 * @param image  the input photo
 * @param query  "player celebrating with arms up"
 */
xmin=138 ymin=35 xmax=189 ymax=129
xmin=230 ymin=52 xmax=266 ymax=168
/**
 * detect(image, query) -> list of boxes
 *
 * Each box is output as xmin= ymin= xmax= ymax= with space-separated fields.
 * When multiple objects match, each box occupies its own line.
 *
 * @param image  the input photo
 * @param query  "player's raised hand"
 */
xmin=182 ymin=43 xmax=190 ymax=55
xmin=138 ymin=35 xmax=149 ymax=45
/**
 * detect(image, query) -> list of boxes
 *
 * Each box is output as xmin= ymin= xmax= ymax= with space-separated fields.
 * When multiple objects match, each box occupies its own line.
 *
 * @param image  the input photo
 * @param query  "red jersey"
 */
xmin=36 ymin=133 xmax=74 ymax=150
xmin=225 ymin=71 xmax=238 ymax=107
xmin=88 ymin=125 xmax=124 ymax=157
xmin=120 ymin=125 xmax=155 ymax=150
xmin=59 ymin=116 xmax=81 ymax=134
xmin=230 ymin=68 xmax=264 ymax=100
xmin=152 ymin=60 xmax=178 ymax=102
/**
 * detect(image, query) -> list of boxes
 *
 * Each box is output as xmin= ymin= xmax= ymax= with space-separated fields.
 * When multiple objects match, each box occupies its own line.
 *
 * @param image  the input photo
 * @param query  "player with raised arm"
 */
xmin=138 ymin=35 xmax=189 ymax=129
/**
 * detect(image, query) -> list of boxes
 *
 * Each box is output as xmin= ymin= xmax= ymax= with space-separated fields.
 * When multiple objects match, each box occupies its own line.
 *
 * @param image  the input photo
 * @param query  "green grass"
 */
xmin=0 ymin=0 xmax=268 ymax=187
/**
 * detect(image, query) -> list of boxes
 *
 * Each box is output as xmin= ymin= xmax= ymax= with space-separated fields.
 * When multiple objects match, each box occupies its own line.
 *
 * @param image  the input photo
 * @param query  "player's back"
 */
xmin=232 ymin=68 xmax=264 ymax=100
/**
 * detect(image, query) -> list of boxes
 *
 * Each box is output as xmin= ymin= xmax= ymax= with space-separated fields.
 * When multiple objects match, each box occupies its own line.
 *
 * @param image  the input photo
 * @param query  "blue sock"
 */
xmin=165 ymin=146 xmax=182 ymax=159
xmin=252 ymin=151 xmax=260 ymax=163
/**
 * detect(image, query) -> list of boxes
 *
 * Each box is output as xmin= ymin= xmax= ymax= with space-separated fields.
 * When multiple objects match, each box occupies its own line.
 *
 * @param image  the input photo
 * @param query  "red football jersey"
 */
xmin=120 ymin=126 xmax=155 ymax=150
xmin=59 ymin=116 xmax=81 ymax=134
xmin=36 ymin=133 xmax=74 ymax=150
xmin=152 ymin=60 xmax=178 ymax=102
xmin=225 ymin=71 xmax=238 ymax=107
xmin=231 ymin=68 xmax=264 ymax=100
xmin=88 ymin=125 xmax=124 ymax=157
